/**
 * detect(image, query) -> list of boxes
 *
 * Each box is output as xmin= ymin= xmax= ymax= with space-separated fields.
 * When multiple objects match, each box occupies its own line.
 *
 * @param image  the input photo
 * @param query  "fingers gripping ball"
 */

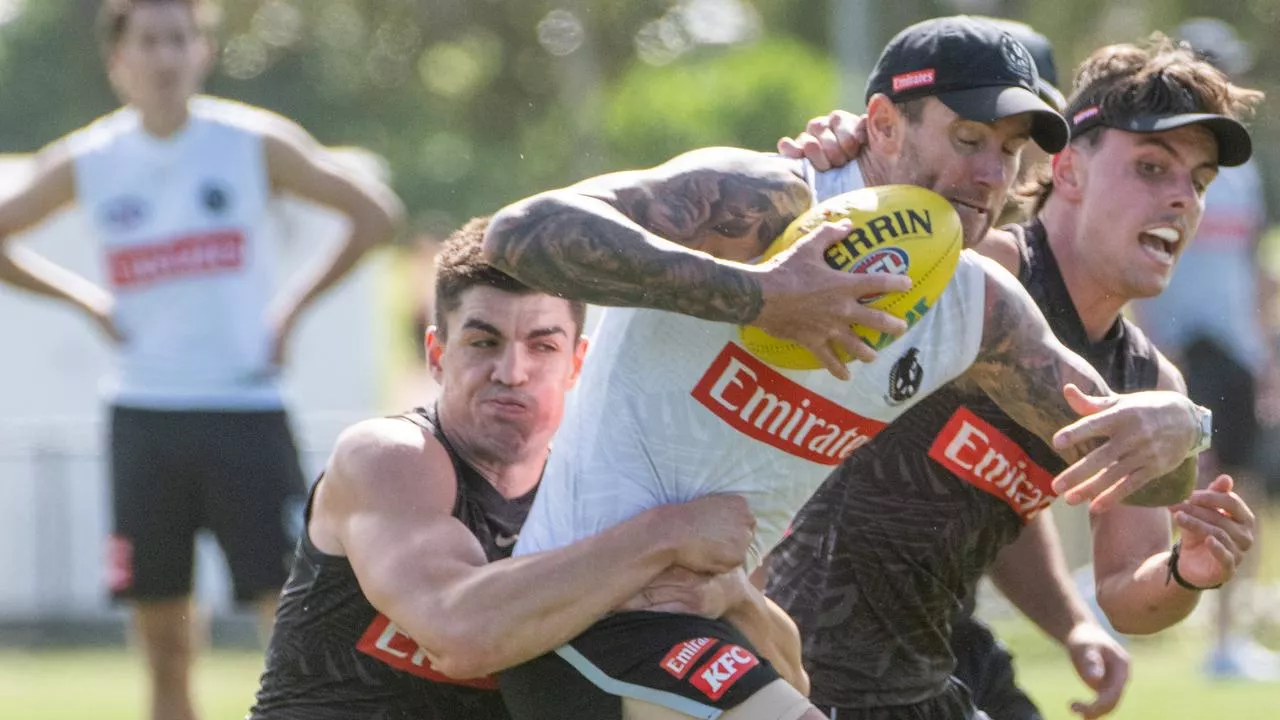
xmin=739 ymin=185 xmax=962 ymax=369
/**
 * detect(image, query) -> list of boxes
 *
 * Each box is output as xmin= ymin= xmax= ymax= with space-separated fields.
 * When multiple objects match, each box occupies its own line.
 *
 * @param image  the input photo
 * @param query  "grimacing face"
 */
xmin=1069 ymin=124 xmax=1218 ymax=299
xmin=892 ymin=98 xmax=1032 ymax=247
xmin=108 ymin=3 xmax=211 ymax=114
xmin=427 ymin=286 xmax=586 ymax=469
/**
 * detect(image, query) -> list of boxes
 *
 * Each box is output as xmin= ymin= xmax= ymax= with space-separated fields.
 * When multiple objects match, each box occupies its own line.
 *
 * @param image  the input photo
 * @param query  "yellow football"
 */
xmin=739 ymin=184 xmax=962 ymax=370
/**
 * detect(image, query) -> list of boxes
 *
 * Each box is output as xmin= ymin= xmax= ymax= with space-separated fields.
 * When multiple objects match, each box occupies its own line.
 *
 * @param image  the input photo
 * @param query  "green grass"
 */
xmin=2 ymin=506 xmax=1277 ymax=719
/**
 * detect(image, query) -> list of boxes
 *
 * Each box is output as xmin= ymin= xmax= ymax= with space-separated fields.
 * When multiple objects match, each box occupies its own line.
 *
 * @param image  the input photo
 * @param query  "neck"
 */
xmin=856 ymin=148 xmax=890 ymax=188
xmin=437 ymin=408 xmax=546 ymax=499
xmin=1039 ymin=196 xmax=1127 ymax=342
xmin=137 ymin=101 xmax=191 ymax=139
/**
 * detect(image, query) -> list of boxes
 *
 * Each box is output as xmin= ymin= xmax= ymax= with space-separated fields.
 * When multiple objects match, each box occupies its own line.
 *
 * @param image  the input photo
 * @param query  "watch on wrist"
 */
xmin=1189 ymin=404 xmax=1213 ymax=456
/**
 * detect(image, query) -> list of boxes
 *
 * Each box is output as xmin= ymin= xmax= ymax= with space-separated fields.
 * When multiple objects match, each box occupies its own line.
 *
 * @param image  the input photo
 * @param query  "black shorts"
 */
xmin=500 ymin=611 xmax=780 ymax=720
xmin=816 ymin=677 xmax=992 ymax=720
xmin=950 ymin=616 xmax=1042 ymax=720
xmin=1182 ymin=338 xmax=1259 ymax=469
xmin=108 ymin=406 xmax=306 ymax=603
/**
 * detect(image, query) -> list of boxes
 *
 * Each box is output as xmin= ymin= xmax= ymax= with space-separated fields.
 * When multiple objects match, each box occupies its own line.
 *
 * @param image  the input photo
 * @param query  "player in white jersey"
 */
xmin=0 ymin=3 xmax=403 ymax=720
xmin=483 ymin=17 xmax=1212 ymax=720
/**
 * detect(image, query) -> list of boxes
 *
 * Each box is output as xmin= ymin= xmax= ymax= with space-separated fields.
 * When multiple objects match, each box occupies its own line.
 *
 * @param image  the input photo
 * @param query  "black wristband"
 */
xmin=1166 ymin=539 xmax=1223 ymax=591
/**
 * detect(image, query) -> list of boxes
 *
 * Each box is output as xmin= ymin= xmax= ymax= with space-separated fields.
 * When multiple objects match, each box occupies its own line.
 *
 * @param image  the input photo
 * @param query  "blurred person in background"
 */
xmin=1132 ymin=16 xmax=1280 ymax=682
xmin=0 ymin=2 xmax=403 ymax=719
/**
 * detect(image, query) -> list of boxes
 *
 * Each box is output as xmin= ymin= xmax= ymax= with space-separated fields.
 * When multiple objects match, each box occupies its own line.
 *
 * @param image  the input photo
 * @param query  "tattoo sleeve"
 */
xmin=957 ymin=265 xmax=1111 ymax=460
xmin=959 ymin=263 xmax=1197 ymax=505
xmin=483 ymin=147 xmax=813 ymax=325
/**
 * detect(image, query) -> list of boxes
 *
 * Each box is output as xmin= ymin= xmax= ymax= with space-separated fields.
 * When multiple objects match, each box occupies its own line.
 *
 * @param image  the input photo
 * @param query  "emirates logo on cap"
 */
xmin=1072 ymin=105 xmax=1101 ymax=125
xmin=892 ymin=69 xmax=936 ymax=93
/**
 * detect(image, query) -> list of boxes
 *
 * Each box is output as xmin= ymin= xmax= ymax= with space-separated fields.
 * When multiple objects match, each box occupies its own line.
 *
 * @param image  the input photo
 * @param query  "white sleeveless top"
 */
xmin=69 ymin=97 xmax=282 ymax=410
xmin=515 ymin=160 xmax=988 ymax=568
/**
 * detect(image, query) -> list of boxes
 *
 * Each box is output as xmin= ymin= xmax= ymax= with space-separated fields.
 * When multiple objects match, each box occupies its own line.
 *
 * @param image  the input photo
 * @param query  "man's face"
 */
xmin=891 ymin=98 xmax=1032 ymax=246
xmin=1072 ymin=125 xmax=1218 ymax=298
xmin=108 ymin=3 xmax=210 ymax=113
xmin=428 ymin=286 xmax=586 ymax=468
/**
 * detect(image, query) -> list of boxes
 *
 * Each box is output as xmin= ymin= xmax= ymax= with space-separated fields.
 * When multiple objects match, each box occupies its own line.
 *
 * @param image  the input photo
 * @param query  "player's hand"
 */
xmin=267 ymin=307 xmax=300 ymax=368
xmin=87 ymin=293 xmax=125 ymax=344
xmin=665 ymin=494 xmax=755 ymax=575
xmin=777 ymin=110 xmax=866 ymax=171
xmin=1064 ymin=621 xmax=1129 ymax=718
xmin=617 ymin=567 xmax=749 ymax=618
xmin=1051 ymin=385 xmax=1200 ymax=511
xmin=1169 ymin=474 xmax=1256 ymax=589
xmin=752 ymin=220 xmax=911 ymax=379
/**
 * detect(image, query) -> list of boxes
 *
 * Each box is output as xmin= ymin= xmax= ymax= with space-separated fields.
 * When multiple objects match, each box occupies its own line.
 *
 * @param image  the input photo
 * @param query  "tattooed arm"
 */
xmin=483 ymin=146 xmax=912 ymax=374
xmin=957 ymin=255 xmax=1199 ymax=510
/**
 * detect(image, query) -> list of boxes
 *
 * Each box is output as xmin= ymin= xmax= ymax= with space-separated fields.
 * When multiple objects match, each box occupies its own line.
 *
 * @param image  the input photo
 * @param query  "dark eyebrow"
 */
xmin=1135 ymin=136 xmax=1219 ymax=172
xmin=461 ymin=318 xmax=503 ymax=336
xmin=528 ymin=326 xmax=569 ymax=341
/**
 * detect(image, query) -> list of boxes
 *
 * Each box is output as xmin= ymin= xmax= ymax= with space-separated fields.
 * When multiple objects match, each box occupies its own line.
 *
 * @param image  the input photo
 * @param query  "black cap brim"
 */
xmin=1118 ymin=113 xmax=1252 ymax=167
xmin=936 ymin=85 xmax=1069 ymax=153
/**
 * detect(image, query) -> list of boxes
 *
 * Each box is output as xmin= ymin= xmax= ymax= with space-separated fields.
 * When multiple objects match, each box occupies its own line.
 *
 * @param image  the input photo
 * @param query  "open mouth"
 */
xmin=1138 ymin=226 xmax=1181 ymax=264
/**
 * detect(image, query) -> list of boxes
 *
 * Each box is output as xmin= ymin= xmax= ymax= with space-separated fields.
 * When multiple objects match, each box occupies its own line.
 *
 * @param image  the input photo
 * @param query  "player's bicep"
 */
xmin=962 ymin=260 xmax=1111 ymax=453
xmin=572 ymin=147 xmax=812 ymax=249
xmin=1154 ymin=351 xmax=1188 ymax=394
xmin=0 ymin=143 xmax=76 ymax=240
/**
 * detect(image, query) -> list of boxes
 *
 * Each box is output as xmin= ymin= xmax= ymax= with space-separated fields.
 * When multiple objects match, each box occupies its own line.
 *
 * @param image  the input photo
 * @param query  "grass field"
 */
xmin=1 ymin=631 xmax=1277 ymax=719
xmin=2 ymin=509 xmax=1278 ymax=719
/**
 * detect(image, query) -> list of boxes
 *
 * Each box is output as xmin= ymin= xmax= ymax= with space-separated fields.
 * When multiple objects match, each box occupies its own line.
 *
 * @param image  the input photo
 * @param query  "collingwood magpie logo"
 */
xmin=885 ymin=347 xmax=923 ymax=405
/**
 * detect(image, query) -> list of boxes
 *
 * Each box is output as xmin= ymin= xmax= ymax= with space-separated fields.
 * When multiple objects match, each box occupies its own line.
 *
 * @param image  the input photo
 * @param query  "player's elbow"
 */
xmin=353 ymin=192 xmax=405 ymax=249
xmin=483 ymin=193 xmax=572 ymax=274
xmin=423 ymin=623 xmax=507 ymax=679
xmin=1096 ymin=592 xmax=1186 ymax=636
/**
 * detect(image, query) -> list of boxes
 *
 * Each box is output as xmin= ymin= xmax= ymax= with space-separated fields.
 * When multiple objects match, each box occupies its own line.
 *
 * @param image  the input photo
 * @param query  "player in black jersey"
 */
xmin=769 ymin=35 xmax=1264 ymax=720
xmin=250 ymin=218 xmax=790 ymax=719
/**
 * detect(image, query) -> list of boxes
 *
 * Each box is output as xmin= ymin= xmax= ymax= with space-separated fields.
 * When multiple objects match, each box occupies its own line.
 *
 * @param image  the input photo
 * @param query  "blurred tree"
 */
xmin=0 ymin=0 xmax=1273 ymax=235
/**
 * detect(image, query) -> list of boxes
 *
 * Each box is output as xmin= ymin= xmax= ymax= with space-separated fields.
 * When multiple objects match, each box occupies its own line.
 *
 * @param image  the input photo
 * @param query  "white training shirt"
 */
xmin=515 ymin=160 xmax=988 ymax=568
xmin=69 ymin=96 xmax=283 ymax=410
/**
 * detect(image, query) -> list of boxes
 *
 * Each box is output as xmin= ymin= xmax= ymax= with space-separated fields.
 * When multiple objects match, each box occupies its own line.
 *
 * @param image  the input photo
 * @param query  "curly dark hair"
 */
xmin=1019 ymin=32 xmax=1264 ymax=215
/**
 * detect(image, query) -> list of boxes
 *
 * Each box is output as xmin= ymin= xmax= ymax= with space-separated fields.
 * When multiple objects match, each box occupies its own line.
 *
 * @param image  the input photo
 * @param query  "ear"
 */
xmin=567 ymin=335 xmax=589 ymax=389
xmin=426 ymin=325 xmax=445 ymax=383
xmin=1052 ymin=142 xmax=1087 ymax=202
xmin=864 ymin=94 xmax=906 ymax=158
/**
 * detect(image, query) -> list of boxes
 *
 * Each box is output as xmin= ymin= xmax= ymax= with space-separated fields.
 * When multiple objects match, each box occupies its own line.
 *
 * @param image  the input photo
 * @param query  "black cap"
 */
xmin=981 ymin=18 xmax=1067 ymax=111
xmin=866 ymin=16 xmax=1069 ymax=153
xmin=1066 ymin=102 xmax=1253 ymax=167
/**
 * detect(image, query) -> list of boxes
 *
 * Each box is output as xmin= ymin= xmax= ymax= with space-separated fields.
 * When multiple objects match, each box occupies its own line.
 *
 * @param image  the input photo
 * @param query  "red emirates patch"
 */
xmin=892 ymin=69 xmax=936 ymax=92
xmin=660 ymin=637 xmax=716 ymax=679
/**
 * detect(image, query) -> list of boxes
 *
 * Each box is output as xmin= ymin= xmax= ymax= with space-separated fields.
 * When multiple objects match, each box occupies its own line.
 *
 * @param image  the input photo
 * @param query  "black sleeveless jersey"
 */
xmin=764 ymin=220 xmax=1162 ymax=710
xmin=250 ymin=407 xmax=535 ymax=720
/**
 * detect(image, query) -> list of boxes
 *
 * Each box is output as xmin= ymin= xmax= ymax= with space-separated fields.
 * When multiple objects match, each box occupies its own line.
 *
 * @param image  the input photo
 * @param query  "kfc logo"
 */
xmin=928 ymin=407 xmax=1056 ymax=522
xmin=692 ymin=343 xmax=887 ymax=465
xmin=690 ymin=645 xmax=759 ymax=701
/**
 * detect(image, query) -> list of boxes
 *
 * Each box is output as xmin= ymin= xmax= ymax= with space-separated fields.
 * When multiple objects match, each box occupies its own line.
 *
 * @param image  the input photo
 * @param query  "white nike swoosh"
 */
xmin=494 ymin=534 xmax=519 ymax=548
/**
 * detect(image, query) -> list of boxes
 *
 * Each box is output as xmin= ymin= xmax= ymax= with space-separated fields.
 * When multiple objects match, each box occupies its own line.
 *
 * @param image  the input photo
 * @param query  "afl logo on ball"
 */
xmin=851 ymin=247 xmax=909 ymax=304
xmin=886 ymin=347 xmax=923 ymax=405
xmin=200 ymin=181 xmax=232 ymax=216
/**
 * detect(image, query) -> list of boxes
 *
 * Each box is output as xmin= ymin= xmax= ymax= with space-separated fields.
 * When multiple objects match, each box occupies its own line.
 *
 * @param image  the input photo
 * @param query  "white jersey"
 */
xmin=516 ymin=160 xmax=988 ymax=567
xmin=69 ymin=96 xmax=282 ymax=410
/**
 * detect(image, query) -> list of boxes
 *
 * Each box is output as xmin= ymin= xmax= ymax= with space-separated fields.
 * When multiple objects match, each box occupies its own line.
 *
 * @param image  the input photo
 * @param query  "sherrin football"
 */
xmin=738 ymin=184 xmax=962 ymax=370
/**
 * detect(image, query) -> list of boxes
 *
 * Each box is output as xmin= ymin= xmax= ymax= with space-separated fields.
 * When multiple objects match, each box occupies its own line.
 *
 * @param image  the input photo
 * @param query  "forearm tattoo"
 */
xmin=961 ymin=272 xmax=1109 ymax=461
xmin=486 ymin=162 xmax=811 ymax=325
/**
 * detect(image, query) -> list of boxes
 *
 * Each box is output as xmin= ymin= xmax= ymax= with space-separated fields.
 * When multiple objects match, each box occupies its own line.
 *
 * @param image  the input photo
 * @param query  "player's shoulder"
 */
xmin=971 ymin=225 xmax=1024 ymax=276
xmin=62 ymin=107 xmax=137 ymax=157
xmin=190 ymin=95 xmax=306 ymax=139
xmin=328 ymin=416 xmax=455 ymax=496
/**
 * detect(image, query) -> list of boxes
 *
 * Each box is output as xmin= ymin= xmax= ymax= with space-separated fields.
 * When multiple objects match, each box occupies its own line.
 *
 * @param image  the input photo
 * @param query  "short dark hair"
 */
xmin=895 ymin=98 xmax=927 ymax=124
xmin=433 ymin=217 xmax=587 ymax=340
xmin=97 ymin=0 xmax=203 ymax=50
xmin=1023 ymin=33 xmax=1264 ymax=213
